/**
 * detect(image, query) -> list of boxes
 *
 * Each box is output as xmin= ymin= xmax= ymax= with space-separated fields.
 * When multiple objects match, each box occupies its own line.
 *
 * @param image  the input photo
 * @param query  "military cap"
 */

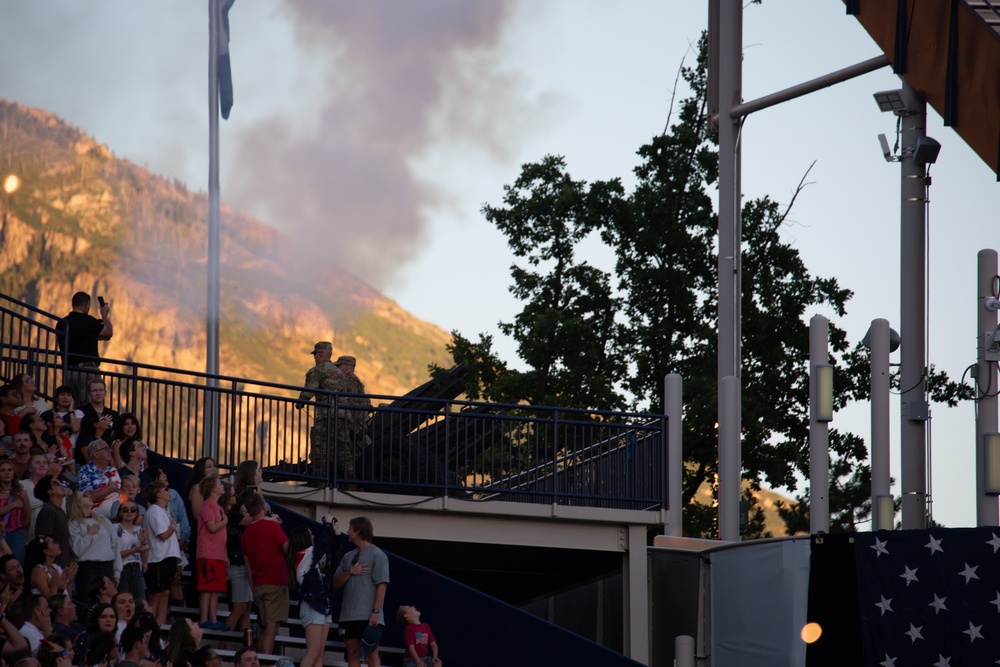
xmin=333 ymin=355 xmax=357 ymax=367
xmin=309 ymin=341 xmax=333 ymax=355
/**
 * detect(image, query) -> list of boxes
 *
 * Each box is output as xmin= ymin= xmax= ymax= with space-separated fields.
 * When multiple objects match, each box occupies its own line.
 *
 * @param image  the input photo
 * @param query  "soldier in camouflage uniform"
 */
xmin=333 ymin=355 xmax=373 ymax=477
xmin=296 ymin=342 xmax=348 ymax=481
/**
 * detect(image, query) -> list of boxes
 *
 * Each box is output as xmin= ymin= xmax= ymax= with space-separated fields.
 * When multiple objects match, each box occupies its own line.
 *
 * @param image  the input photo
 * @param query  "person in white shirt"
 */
xmin=143 ymin=481 xmax=182 ymax=627
xmin=17 ymin=593 xmax=52 ymax=655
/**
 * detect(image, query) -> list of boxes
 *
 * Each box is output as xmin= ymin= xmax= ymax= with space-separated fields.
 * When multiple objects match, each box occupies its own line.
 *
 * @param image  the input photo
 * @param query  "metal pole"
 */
xmin=718 ymin=376 xmax=739 ymax=541
xmin=869 ymin=318 xmax=892 ymax=529
xmin=205 ymin=0 xmax=222 ymax=460
xmin=717 ymin=0 xmax=742 ymax=541
xmin=728 ymin=55 xmax=889 ymax=120
xmin=809 ymin=315 xmax=830 ymax=534
xmin=675 ymin=635 xmax=695 ymax=667
xmin=665 ymin=373 xmax=683 ymax=537
xmin=898 ymin=81 xmax=928 ymax=529
xmin=977 ymin=249 xmax=999 ymax=525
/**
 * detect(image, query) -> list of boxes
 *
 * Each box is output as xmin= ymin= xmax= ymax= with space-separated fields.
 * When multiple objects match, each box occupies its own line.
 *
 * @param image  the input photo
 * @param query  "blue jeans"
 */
xmin=5 ymin=528 xmax=25 ymax=565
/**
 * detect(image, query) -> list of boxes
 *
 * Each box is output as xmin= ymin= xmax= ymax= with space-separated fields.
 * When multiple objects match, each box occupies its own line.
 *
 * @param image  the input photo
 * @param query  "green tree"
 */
xmin=480 ymin=155 xmax=625 ymax=411
xmin=446 ymin=34 xmax=968 ymax=539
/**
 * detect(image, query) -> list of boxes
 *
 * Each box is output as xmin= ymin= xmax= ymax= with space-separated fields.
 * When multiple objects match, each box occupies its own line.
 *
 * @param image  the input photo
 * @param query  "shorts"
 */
xmin=342 ymin=621 xmax=383 ymax=650
xmin=227 ymin=564 xmax=252 ymax=603
xmin=252 ymin=585 xmax=289 ymax=625
xmin=403 ymin=658 xmax=434 ymax=667
xmin=299 ymin=600 xmax=332 ymax=626
xmin=197 ymin=558 xmax=228 ymax=592
xmin=146 ymin=557 xmax=180 ymax=595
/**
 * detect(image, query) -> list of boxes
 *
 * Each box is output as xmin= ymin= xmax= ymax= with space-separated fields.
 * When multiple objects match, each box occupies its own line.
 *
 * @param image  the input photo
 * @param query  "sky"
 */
xmin=2 ymin=1 xmax=998 ymax=529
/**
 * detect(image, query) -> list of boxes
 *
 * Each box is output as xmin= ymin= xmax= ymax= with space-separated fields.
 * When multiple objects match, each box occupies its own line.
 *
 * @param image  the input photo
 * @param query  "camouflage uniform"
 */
xmin=298 ymin=360 xmax=348 ymax=479
xmin=333 ymin=356 xmax=373 ymax=479
xmin=341 ymin=372 xmax=372 ymax=441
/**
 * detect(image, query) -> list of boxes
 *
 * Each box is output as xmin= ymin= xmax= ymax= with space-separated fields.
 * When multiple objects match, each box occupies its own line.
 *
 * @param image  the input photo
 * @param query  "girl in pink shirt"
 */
xmin=196 ymin=474 xmax=228 ymax=629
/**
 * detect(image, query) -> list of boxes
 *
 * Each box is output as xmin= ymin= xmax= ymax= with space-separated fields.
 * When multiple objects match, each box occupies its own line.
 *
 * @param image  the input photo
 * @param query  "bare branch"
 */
xmin=775 ymin=160 xmax=817 ymax=227
xmin=663 ymin=39 xmax=696 ymax=135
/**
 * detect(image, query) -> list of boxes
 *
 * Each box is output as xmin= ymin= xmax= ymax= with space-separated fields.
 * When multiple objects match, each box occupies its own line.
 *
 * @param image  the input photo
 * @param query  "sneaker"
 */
xmin=198 ymin=621 xmax=215 ymax=629
xmin=219 ymin=624 xmax=231 ymax=632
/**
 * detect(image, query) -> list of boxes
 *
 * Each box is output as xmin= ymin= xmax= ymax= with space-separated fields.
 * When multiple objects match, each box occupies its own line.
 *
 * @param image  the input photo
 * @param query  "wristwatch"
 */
xmin=372 ymin=608 xmax=380 ymax=614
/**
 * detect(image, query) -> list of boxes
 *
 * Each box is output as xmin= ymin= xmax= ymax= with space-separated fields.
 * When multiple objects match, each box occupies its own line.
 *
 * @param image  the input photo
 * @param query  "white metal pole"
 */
xmin=718 ymin=376 xmax=739 ymax=541
xmin=675 ymin=635 xmax=695 ymax=667
xmin=717 ymin=0 xmax=742 ymax=544
xmin=870 ymin=318 xmax=892 ymax=529
xmin=977 ymin=249 xmax=999 ymax=525
xmin=809 ymin=315 xmax=830 ymax=534
xmin=665 ymin=373 xmax=683 ymax=537
xmin=205 ymin=0 xmax=222 ymax=459
xmin=898 ymin=80 xmax=928 ymax=529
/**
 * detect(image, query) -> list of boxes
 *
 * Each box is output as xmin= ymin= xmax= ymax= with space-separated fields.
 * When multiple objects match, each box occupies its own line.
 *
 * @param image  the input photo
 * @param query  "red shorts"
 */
xmin=196 ymin=558 xmax=228 ymax=592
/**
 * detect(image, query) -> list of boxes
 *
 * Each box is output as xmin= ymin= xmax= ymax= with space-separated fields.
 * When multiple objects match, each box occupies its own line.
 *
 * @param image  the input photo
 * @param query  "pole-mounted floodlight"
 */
xmin=814 ymin=363 xmax=834 ymax=423
xmin=873 ymin=89 xmax=908 ymax=114
xmin=986 ymin=433 xmax=1000 ymax=494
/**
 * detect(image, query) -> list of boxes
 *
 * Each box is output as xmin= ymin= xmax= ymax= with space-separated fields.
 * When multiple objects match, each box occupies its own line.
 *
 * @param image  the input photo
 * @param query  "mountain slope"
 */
xmin=0 ymin=100 xmax=452 ymax=395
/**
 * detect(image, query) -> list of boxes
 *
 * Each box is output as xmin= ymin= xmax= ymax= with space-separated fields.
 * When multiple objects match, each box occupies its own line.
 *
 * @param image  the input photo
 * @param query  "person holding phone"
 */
xmin=55 ymin=292 xmax=113 ymax=407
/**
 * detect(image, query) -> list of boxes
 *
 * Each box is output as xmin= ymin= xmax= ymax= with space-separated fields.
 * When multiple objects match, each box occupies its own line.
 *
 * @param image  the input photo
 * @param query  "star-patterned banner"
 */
xmin=854 ymin=527 xmax=1000 ymax=667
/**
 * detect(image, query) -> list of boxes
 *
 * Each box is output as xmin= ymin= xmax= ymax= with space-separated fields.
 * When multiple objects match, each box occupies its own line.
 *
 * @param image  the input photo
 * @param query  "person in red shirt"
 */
xmin=240 ymin=492 xmax=287 ymax=655
xmin=396 ymin=605 xmax=442 ymax=667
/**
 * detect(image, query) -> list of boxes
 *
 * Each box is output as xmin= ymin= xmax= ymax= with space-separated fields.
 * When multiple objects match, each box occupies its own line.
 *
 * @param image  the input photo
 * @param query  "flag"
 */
xmin=854 ymin=527 xmax=1000 ymax=666
xmin=217 ymin=0 xmax=235 ymax=119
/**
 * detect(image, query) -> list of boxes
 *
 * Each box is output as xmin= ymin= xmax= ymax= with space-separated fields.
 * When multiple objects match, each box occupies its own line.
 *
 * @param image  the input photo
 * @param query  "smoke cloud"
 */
xmin=228 ymin=1 xmax=523 ymax=286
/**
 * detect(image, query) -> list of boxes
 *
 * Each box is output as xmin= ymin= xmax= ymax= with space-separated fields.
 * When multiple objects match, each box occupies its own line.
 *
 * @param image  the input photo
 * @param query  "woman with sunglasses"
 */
xmin=113 ymin=500 xmax=148 ymax=601
xmin=12 ymin=373 xmax=48 ymax=417
xmin=26 ymin=533 xmax=75 ymax=596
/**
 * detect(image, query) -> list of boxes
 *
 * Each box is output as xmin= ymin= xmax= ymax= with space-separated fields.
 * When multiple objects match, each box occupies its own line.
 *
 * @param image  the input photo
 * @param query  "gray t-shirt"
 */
xmin=335 ymin=544 xmax=390 ymax=625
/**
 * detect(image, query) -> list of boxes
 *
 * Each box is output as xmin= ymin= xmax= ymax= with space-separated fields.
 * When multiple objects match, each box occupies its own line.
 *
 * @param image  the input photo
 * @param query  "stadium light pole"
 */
xmin=710 ymin=0 xmax=888 ymax=538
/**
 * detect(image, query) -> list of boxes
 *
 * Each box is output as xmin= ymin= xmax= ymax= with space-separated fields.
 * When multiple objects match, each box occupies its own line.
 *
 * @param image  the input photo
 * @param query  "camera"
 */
xmin=97 ymin=296 xmax=106 ymax=307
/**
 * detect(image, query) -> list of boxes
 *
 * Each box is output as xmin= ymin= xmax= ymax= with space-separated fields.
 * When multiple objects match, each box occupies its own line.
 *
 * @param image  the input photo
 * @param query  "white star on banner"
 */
xmin=987 ymin=533 xmax=1000 ymax=553
xmin=880 ymin=653 xmax=897 ymax=667
xmin=933 ymin=655 xmax=951 ymax=667
xmin=900 ymin=565 xmax=919 ymax=586
xmin=876 ymin=595 xmax=894 ymax=616
xmin=991 ymin=592 xmax=1000 ymax=613
xmin=872 ymin=537 xmax=890 ymax=557
xmin=929 ymin=594 xmax=948 ymax=614
xmin=963 ymin=622 xmax=983 ymax=643
xmin=925 ymin=535 xmax=944 ymax=555
xmin=959 ymin=563 xmax=980 ymax=584
xmin=905 ymin=623 xmax=924 ymax=643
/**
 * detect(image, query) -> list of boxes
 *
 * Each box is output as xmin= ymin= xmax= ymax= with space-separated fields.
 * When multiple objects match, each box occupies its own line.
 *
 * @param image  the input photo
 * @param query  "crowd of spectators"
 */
xmin=0 ymin=369 xmax=412 ymax=667
xmin=0 ymin=293 xmax=419 ymax=667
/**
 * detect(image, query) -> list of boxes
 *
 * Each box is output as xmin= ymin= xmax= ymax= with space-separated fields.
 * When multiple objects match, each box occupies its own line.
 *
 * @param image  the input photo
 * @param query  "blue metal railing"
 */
xmin=1 ymin=293 xmax=667 ymax=511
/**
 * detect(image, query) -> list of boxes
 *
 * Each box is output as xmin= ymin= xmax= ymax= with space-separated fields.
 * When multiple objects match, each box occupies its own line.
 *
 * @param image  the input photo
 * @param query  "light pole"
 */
xmin=3 ymin=174 xmax=20 ymax=224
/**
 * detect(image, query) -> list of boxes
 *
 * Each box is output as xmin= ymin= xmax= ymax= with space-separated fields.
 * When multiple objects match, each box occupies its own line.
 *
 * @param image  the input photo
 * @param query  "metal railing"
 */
xmin=1 ymin=294 xmax=667 ymax=511
xmin=0 ymin=294 xmax=66 ymax=403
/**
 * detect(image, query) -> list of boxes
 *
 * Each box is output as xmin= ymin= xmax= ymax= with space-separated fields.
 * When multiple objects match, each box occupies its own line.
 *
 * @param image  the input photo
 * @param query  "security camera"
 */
xmin=878 ymin=134 xmax=893 ymax=162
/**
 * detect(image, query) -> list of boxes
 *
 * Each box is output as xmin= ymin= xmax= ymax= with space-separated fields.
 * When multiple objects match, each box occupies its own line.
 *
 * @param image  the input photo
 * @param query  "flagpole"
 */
xmin=205 ymin=0 xmax=222 ymax=460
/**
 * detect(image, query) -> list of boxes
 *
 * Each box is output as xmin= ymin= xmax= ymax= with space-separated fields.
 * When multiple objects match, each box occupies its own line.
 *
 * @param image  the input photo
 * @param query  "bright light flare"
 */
xmin=800 ymin=622 xmax=822 ymax=644
xmin=3 ymin=175 xmax=20 ymax=194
